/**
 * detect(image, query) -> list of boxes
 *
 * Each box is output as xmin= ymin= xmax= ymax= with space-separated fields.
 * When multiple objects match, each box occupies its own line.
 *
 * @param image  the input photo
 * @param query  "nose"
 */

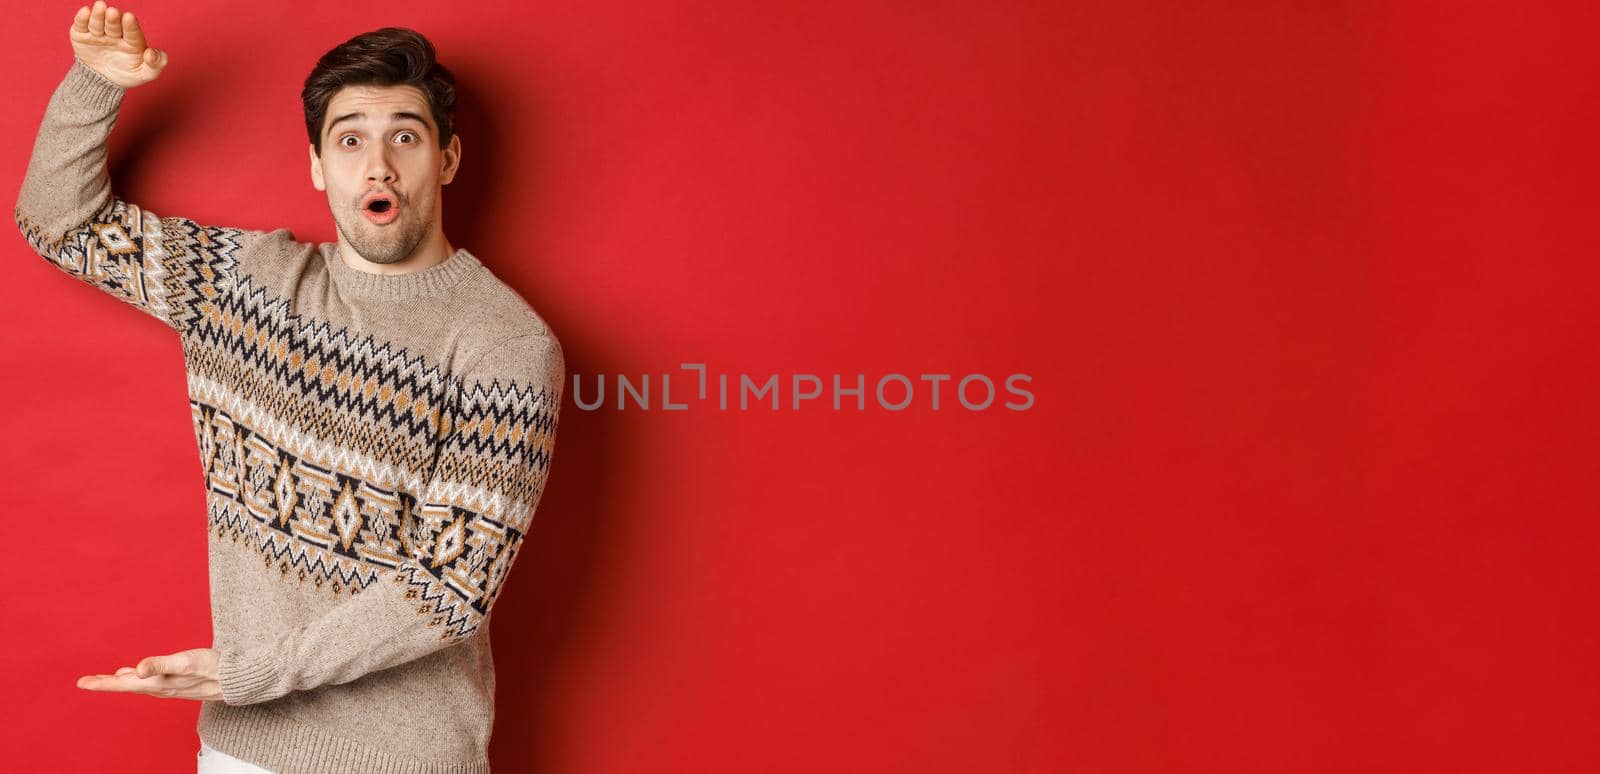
xmin=365 ymin=148 xmax=397 ymax=186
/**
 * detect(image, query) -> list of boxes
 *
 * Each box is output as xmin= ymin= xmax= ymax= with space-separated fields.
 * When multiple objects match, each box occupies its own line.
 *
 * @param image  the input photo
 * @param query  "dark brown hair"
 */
xmin=302 ymin=27 xmax=457 ymax=157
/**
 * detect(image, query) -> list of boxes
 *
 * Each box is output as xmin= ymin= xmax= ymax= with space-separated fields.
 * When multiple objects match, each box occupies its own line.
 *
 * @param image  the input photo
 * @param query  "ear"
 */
xmin=440 ymin=134 xmax=462 ymax=186
xmin=309 ymin=144 xmax=326 ymax=192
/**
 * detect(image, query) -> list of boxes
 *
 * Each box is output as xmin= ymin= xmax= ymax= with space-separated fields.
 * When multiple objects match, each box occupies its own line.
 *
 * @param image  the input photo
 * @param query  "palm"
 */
xmin=68 ymin=2 xmax=167 ymax=89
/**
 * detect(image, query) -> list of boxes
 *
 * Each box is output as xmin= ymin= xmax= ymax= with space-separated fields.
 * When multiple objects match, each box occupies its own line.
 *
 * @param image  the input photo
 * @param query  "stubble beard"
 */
xmin=335 ymin=194 xmax=430 ymax=266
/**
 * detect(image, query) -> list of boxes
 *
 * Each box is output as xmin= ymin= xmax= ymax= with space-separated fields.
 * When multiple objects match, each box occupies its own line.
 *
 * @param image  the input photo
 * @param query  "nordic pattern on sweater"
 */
xmin=16 ymin=58 xmax=563 ymax=773
xmin=16 ymin=192 xmax=556 ymax=643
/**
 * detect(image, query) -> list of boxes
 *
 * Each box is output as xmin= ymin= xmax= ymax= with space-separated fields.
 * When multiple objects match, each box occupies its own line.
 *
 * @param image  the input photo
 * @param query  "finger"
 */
xmin=122 ymin=11 xmax=145 ymax=47
xmin=78 ymin=672 xmax=141 ymax=691
xmin=137 ymin=651 xmax=190 ymax=678
xmin=136 ymin=655 xmax=163 ymax=678
xmin=73 ymin=6 xmax=90 ymax=33
xmin=105 ymin=6 xmax=121 ymax=38
xmin=79 ymin=671 xmax=175 ymax=695
xmin=88 ymin=1 xmax=105 ymax=36
xmin=115 ymin=666 xmax=136 ymax=676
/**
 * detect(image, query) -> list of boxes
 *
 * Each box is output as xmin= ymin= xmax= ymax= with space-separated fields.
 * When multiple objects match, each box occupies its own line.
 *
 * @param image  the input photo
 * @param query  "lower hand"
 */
xmin=76 ymin=647 xmax=222 ymax=701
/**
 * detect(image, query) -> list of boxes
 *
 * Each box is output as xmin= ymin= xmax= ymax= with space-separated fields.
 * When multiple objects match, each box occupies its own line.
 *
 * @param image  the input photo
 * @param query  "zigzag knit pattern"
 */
xmin=16 ymin=198 xmax=251 ymax=333
xmin=20 ymin=194 xmax=559 ymax=642
xmin=18 ymin=57 xmax=563 ymax=772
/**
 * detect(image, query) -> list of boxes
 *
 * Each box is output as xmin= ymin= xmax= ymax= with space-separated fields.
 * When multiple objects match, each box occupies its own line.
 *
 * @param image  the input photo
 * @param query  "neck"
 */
xmin=334 ymin=228 xmax=456 ymax=276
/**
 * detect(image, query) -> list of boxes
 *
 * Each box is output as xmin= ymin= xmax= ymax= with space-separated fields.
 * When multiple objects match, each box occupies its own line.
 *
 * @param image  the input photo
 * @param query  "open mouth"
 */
xmin=362 ymin=193 xmax=399 ymax=225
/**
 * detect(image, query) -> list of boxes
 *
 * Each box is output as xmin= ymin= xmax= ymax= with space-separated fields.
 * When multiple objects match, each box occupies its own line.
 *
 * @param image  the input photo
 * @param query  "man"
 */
xmin=15 ymin=4 xmax=564 ymax=772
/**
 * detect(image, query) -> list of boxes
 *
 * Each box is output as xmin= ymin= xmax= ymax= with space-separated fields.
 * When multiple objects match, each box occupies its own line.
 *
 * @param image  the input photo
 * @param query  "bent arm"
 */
xmin=217 ymin=334 xmax=566 ymax=704
xmin=14 ymin=59 xmax=263 ymax=334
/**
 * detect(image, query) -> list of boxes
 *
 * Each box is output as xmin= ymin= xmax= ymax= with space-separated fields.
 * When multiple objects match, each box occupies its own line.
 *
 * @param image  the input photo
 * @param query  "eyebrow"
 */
xmin=325 ymin=111 xmax=431 ymax=137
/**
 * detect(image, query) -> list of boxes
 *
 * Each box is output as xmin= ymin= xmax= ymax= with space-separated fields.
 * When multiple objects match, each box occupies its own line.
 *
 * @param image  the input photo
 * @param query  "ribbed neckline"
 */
xmin=321 ymin=242 xmax=483 ymax=302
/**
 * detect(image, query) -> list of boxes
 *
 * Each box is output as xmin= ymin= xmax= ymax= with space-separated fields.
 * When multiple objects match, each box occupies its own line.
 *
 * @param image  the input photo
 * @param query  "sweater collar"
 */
xmin=321 ymin=242 xmax=483 ymax=302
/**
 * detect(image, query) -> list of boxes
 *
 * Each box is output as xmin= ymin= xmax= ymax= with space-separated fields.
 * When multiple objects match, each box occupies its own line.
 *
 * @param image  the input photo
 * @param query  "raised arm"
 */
xmin=217 ymin=333 xmax=565 ymax=705
xmin=14 ymin=3 xmax=265 ymax=335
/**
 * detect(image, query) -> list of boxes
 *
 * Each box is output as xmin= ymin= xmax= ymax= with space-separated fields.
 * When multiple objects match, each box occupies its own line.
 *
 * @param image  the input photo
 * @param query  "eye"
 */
xmin=339 ymin=134 xmax=359 ymax=148
xmin=396 ymin=131 xmax=418 ymax=144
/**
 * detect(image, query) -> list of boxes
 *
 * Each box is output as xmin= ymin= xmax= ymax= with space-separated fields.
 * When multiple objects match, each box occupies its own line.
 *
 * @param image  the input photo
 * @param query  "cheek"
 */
xmin=413 ymin=153 xmax=444 ymax=179
xmin=320 ymin=159 xmax=349 ymax=184
xmin=321 ymin=174 xmax=350 ymax=199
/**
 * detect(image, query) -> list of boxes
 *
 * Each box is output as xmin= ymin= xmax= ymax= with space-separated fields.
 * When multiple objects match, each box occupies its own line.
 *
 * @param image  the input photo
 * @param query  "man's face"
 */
xmin=309 ymin=84 xmax=460 ymax=266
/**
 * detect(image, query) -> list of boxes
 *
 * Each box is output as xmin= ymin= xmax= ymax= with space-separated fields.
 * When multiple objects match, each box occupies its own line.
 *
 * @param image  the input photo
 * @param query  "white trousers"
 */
xmin=197 ymin=739 xmax=275 ymax=773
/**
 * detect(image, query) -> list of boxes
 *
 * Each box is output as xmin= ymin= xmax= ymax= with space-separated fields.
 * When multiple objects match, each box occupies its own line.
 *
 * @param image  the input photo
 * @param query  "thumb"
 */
xmin=144 ymin=47 xmax=167 ymax=70
xmin=136 ymin=656 xmax=166 ymax=678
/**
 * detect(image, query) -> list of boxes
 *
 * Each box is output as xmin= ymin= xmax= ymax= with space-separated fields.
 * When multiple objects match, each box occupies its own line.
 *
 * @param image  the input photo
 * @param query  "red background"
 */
xmin=3 ymin=1 xmax=1596 ymax=771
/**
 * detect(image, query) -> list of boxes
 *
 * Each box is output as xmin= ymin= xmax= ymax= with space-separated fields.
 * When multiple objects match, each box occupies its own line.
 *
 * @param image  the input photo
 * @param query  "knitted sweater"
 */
xmin=15 ymin=59 xmax=563 ymax=774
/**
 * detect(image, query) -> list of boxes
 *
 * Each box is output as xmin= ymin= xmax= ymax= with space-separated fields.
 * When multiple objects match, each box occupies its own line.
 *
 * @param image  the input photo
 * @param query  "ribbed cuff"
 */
xmin=218 ymin=647 xmax=281 ymax=706
xmin=64 ymin=58 xmax=126 ymax=106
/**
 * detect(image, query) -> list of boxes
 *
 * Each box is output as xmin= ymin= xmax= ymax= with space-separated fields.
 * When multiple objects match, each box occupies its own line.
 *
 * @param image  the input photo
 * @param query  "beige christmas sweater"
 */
xmin=15 ymin=59 xmax=564 ymax=773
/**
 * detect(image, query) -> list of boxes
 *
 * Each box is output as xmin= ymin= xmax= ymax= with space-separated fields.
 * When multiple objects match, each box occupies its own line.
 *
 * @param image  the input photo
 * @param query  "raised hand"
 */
xmin=69 ymin=1 xmax=168 ymax=88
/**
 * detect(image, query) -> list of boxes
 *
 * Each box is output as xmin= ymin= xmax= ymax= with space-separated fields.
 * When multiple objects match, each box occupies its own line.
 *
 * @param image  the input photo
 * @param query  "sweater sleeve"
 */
xmin=216 ymin=332 xmax=565 ymax=705
xmin=13 ymin=59 xmax=263 ymax=335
